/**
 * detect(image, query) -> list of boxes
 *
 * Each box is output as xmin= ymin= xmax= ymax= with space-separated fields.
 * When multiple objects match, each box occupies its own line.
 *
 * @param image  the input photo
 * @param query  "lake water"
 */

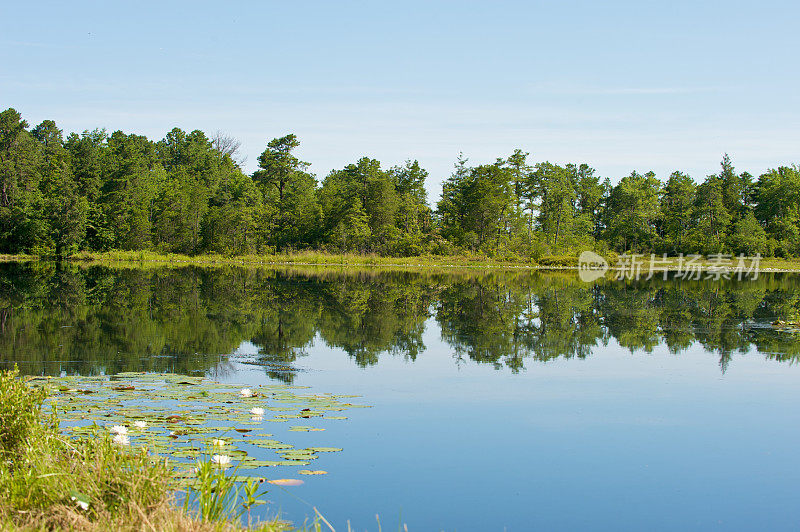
xmin=2 ymin=263 xmax=800 ymax=531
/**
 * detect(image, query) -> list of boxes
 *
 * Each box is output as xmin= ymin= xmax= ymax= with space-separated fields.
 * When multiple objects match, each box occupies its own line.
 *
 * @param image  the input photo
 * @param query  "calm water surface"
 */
xmin=1 ymin=263 xmax=799 ymax=531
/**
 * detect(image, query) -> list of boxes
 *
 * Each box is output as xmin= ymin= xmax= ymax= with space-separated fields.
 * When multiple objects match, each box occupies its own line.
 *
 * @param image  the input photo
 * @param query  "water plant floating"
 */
xmin=25 ymin=372 xmax=368 ymax=485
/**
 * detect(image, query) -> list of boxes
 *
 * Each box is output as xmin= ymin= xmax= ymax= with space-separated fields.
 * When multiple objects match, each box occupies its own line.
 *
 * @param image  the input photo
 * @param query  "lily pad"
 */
xmin=267 ymin=478 xmax=304 ymax=486
xmin=37 ymin=372 xmax=369 ymax=482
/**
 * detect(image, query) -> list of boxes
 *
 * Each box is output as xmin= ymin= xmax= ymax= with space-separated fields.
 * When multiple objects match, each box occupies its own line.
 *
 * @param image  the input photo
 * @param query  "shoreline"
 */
xmin=1 ymin=251 xmax=800 ymax=273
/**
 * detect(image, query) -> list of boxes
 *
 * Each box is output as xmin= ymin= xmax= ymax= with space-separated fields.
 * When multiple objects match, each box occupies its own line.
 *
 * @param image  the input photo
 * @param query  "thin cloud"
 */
xmin=525 ymin=82 xmax=723 ymax=96
xmin=588 ymin=87 xmax=720 ymax=95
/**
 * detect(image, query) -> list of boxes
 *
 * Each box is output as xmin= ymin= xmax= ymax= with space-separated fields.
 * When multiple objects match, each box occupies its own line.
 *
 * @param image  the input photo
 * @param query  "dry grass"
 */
xmin=0 ymin=504 xmax=292 ymax=531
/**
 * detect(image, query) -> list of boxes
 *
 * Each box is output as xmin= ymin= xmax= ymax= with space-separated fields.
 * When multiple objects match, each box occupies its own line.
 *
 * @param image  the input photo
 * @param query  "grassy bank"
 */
xmin=1 ymin=250 xmax=799 ymax=272
xmin=68 ymin=250 xmax=540 ymax=269
xmin=0 ymin=254 xmax=37 ymax=262
xmin=67 ymin=250 xmax=800 ymax=273
xmin=0 ymin=367 xmax=293 ymax=532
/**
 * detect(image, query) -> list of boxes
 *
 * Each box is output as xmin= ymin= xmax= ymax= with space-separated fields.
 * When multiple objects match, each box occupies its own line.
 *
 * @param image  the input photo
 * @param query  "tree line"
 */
xmin=1 ymin=107 xmax=798 ymax=258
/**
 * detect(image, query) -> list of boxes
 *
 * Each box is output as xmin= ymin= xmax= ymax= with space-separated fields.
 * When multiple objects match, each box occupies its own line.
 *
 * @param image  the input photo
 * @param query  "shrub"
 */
xmin=0 ymin=366 xmax=49 ymax=456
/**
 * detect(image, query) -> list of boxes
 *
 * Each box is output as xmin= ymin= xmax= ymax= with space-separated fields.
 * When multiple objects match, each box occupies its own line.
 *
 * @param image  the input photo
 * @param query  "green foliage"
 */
xmin=0 ymin=109 xmax=45 ymax=254
xmin=1 ymin=107 xmax=798 ymax=258
xmin=719 ymin=153 xmax=753 ymax=219
xmin=319 ymin=156 xmax=428 ymax=254
xmin=254 ymin=134 xmax=306 ymax=203
xmin=754 ymin=165 xmax=800 ymax=257
xmin=534 ymin=162 xmax=577 ymax=247
xmin=692 ymin=175 xmax=732 ymax=253
xmin=0 ymin=366 xmax=49 ymax=456
xmin=185 ymin=457 xmax=270 ymax=527
xmin=187 ymin=458 xmax=244 ymax=522
xmin=661 ymin=171 xmax=696 ymax=254
xmin=203 ymin=170 xmax=265 ymax=255
xmin=254 ymin=134 xmax=321 ymax=250
xmin=729 ymin=211 xmax=767 ymax=255
xmin=437 ymin=157 xmax=522 ymax=255
xmin=604 ymin=171 xmax=662 ymax=252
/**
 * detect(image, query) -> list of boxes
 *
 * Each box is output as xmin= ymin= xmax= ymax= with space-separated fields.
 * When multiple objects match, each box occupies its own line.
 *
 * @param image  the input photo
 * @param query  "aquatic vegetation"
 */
xmin=289 ymin=426 xmax=325 ymax=432
xmin=212 ymin=454 xmax=232 ymax=466
xmin=27 ymin=372 xmax=365 ymax=486
xmin=267 ymin=479 xmax=303 ymax=486
xmin=2 ymin=369 xmax=363 ymax=529
xmin=0 ymin=367 xmax=200 ymax=530
xmin=187 ymin=457 xmax=258 ymax=524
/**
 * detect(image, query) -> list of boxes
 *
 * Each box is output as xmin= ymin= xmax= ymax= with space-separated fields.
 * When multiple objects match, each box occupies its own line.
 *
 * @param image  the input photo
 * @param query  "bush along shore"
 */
xmin=0 ymin=367 xmax=323 ymax=532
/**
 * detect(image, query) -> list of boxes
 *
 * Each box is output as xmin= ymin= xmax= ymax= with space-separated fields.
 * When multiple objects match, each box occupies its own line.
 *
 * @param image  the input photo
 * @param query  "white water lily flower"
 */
xmin=109 ymin=425 xmax=128 ymax=435
xmin=239 ymin=388 xmax=253 ymax=397
xmin=112 ymin=434 xmax=130 ymax=446
xmin=250 ymin=407 xmax=265 ymax=416
xmin=71 ymin=496 xmax=89 ymax=511
xmin=211 ymin=454 xmax=231 ymax=466
xmin=133 ymin=421 xmax=147 ymax=429
xmin=212 ymin=439 xmax=226 ymax=447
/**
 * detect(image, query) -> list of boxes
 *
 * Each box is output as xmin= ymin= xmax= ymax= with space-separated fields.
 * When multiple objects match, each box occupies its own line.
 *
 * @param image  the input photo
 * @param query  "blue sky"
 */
xmin=2 ymin=0 xmax=798 ymax=200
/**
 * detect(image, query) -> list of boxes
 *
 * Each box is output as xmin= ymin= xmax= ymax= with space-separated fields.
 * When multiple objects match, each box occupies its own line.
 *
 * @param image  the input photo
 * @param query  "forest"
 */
xmin=1 ymin=107 xmax=798 ymax=259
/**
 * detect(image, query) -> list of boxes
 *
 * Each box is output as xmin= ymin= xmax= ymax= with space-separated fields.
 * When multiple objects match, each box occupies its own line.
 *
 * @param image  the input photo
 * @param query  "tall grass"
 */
xmin=63 ymin=250 xmax=800 ymax=272
xmin=68 ymin=250 xmax=541 ymax=270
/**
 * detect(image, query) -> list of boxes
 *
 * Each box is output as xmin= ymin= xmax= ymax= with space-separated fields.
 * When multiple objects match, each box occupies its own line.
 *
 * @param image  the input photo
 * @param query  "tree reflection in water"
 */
xmin=0 ymin=262 xmax=798 ymax=378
